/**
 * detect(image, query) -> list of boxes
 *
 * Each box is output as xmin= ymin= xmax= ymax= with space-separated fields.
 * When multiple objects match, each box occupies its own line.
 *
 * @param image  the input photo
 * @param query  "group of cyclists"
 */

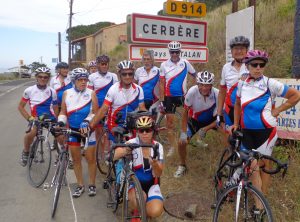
xmin=18 ymin=37 xmax=300 ymax=220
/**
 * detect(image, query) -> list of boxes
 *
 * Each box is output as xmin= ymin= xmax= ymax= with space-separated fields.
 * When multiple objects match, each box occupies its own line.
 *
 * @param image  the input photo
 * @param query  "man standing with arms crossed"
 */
xmin=159 ymin=41 xmax=196 ymax=156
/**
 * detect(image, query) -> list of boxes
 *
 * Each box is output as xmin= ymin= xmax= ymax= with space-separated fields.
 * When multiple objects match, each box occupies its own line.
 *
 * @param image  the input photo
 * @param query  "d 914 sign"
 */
xmin=165 ymin=0 xmax=206 ymax=17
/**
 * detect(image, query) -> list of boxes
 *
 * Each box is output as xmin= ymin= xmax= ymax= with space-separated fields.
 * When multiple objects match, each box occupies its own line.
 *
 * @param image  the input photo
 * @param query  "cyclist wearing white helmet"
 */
xmin=174 ymin=71 xmax=219 ymax=178
xmin=58 ymin=67 xmax=98 ymax=197
xmin=134 ymin=50 xmax=160 ymax=111
xmin=217 ymin=36 xmax=250 ymax=133
xmin=50 ymin=62 xmax=72 ymax=108
xmin=87 ymin=60 xmax=97 ymax=74
xmin=90 ymin=60 xmax=146 ymax=142
xmin=18 ymin=67 xmax=59 ymax=166
xmin=159 ymin=41 xmax=196 ymax=156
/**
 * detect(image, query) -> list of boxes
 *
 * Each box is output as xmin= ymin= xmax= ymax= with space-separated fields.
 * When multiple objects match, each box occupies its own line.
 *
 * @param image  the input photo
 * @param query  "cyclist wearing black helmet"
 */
xmin=50 ymin=62 xmax=72 ymax=107
xmin=217 ymin=36 xmax=250 ymax=133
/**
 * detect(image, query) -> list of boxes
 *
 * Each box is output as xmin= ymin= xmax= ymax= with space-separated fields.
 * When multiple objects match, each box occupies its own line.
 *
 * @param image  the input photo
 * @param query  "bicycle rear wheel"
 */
xmin=51 ymin=152 xmax=67 ymax=218
xmin=27 ymin=137 xmax=52 ymax=188
xmin=122 ymin=175 xmax=147 ymax=222
xmin=96 ymin=131 xmax=110 ymax=174
xmin=213 ymin=183 xmax=273 ymax=222
xmin=156 ymin=111 xmax=181 ymax=145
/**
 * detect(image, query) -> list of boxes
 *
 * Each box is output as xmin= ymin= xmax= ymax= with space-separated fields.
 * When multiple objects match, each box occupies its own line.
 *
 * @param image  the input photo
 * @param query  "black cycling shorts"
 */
xmin=163 ymin=96 xmax=184 ymax=113
xmin=241 ymin=128 xmax=274 ymax=150
xmin=144 ymin=100 xmax=154 ymax=110
xmin=187 ymin=117 xmax=217 ymax=138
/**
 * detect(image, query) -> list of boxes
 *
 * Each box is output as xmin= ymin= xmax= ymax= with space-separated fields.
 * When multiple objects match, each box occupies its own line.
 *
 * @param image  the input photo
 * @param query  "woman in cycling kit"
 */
xmin=114 ymin=115 xmax=164 ymax=220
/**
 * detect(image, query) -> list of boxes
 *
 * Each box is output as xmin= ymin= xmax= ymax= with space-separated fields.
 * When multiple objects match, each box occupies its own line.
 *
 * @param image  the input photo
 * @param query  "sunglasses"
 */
xmin=37 ymin=76 xmax=49 ymax=80
xmin=121 ymin=72 xmax=134 ymax=77
xmin=138 ymin=128 xmax=153 ymax=134
xmin=100 ymin=63 xmax=108 ymax=66
xmin=169 ymin=51 xmax=180 ymax=55
xmin=250 ymin=62 xmax=266 ymax=68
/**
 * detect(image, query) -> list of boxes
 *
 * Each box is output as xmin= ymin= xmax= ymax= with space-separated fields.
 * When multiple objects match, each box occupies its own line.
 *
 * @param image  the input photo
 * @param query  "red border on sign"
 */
xmin=131 ymin=13 xmax=207 ymax=46
xmin=129 ymin=44 xmax=208 ymax=63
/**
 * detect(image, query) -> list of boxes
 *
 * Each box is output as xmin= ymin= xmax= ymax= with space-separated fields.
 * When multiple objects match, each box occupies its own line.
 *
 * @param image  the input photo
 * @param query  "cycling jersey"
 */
xmin=50 ymin=74 xmax=72 ymax=105
xmin=88 ymin=71 xmax=118 ymax=108
xmin=128 ymin=137 xmax=164 ymax=201
xmin=236 ymin=75 xmax=288 ymax=129
xmin=134 ymin=66 xmax=160 ymax=103
xmin=103 ymin=82 xmax=144 ymax=135
xmin=21 ymin=85 xmax=57 ymax=119
xmin=184 ymin=86 xmax=219 ymax=125
xmin=160 ymin=58 xmax=195 ymax=97
xmin=64 ymin=87 xmax=96 ymax=146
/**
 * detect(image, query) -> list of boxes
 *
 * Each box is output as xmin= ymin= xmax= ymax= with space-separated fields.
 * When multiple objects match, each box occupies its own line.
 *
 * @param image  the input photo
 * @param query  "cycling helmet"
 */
xmin=117 ymin=60 xmax=134 ymax=71
xmin=229 ymin=36 xmax=250 ymax=49
xmin=136 ymin=116 xmax=155 ymax=129
xmin=168 ymin=41 xmax=182 ymax=51
xmin=71 ymin=68 xmax=89 ymax=81
xmin=88 ymin=60 xmax=97 ymax=67
xmin=55 ymin=62 xmax=69 ymax=70
xmin=243 ymin=50 xmax=269 ymax=64
xmin=35 ymin=67 xmax=51 ymax=76
xmin=96 ymin=55 xmax=110 ymax=63
xmin=196 ymin=71 xmax=214 ymax=84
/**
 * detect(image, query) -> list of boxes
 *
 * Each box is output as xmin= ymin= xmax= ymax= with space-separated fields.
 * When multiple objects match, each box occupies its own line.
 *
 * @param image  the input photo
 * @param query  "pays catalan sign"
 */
xmin=165 ymin=0 xmax=206 ymax=17
xmin=129 ymin=44 xmax=208 ymax=63
xmin=131 ymin=13 xmax=207 ymax=46
xmin=274 ymin=78 xmax=300 ymax=140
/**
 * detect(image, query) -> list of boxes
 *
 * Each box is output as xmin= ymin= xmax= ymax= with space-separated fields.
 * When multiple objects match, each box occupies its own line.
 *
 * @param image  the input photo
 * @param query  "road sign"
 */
xmin=164 ymin=0 xmax=206 ymax=17
xmin=131 ymin=13 xmax=207 ymax=46
xmin=129 ymin=44 xmax=208 ymax=63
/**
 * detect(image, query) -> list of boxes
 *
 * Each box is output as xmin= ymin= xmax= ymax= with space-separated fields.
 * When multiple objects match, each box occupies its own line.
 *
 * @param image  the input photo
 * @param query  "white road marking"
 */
xmin=0 ymin=81 xmax=34 ymax=97
xmin=67 ymin=170 xmax=78 ymax=222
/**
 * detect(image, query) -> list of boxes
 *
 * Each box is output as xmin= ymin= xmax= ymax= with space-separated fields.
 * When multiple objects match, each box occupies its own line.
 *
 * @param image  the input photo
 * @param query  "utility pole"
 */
xmin=58 ymin=32 xmax=62 ymax=62
xmin=292 ymin=0 xmax=300 ymax=78
xmin=68 ymin=0 xmax=74 ymax=66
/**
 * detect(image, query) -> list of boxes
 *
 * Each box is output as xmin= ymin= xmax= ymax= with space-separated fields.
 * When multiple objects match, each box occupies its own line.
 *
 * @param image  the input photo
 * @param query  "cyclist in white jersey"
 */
xmin=134 ymin=50 xmax=160 ymax=111
xmin=114 ymin=115 xmax=164 ymax=219
xmin=159 ymin=41 xmax=196 ymax=156
xmin=217 ymin=36 xmax=249 ymax=133
xmin=87 ymin=60 xmax=97 ymax=75
xmin=174 ymin=71 xmax=219 ymax=177
xmin=90 ymin=60 xmax=146 ymax=142
xmin=18 ymin=67 xmax=58 ymax=166
xmin=50 ymin=62 xmax=72 ymax=108
xmin=231 ymin=50 xmax=300 ymax=204
xmin=58 ymin=68 xmax=98 ymax=197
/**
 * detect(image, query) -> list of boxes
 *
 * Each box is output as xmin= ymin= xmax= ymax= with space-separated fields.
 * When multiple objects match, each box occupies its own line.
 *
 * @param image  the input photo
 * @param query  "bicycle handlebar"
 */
xmin=112 ymin=143 xmax=159 ymax=159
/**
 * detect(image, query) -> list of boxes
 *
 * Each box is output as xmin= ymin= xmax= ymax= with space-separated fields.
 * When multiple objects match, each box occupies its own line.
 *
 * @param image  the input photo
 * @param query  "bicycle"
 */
xmin=26 ymin=116 xmax=55 ymax=188
xmin=212 ymin=148 xmax=288 ymax=222
xmin=50 ymin=127 xmax=88 ymax=218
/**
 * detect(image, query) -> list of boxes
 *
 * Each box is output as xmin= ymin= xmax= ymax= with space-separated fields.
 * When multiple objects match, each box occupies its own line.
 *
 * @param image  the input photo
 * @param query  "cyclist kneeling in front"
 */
xmin=174 ymin=71 xmax=219 ymax=178
xmin=114 ymin=116 xmax=164 ymax=219
xmin=58 ymin=68 xmax=98 ymax=197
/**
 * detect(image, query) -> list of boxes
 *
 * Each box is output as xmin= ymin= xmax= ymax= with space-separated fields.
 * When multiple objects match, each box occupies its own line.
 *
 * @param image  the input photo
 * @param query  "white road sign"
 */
xmin=131 ymin=13 xmax=207 ymax=46
xmin=129 ymin=44 xmax=208 ymax=63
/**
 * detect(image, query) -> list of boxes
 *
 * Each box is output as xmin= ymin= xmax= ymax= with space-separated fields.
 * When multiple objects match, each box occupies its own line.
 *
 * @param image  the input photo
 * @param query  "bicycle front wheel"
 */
xmin=51 ymin=153 xmax=67 ymax=218
xmin=96 ymin=131 xmax=110 ymax=174
xmin=122 ymin=175 xmax=147 ymax=222
xmin=27 ymin=137 xmax=52 ymax=188
xmin=213 ymin=183 xmax=273 ymax=222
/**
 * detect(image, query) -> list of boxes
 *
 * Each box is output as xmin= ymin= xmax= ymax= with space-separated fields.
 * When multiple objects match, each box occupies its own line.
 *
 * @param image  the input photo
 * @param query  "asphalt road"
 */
xmin=0 ymin=79 xmax=118 ymax=222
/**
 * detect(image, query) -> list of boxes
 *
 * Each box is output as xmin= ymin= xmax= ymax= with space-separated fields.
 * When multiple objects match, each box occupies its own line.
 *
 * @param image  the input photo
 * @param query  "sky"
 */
xmin=0 ymin=0 xmax=166 ymax=71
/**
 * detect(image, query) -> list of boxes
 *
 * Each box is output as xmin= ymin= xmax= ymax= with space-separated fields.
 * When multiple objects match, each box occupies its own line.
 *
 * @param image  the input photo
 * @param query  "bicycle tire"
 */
xmin=96 ymin=130 xmax=110 ymax=174
xmin=122 ymin=175 xmax=147 ymax=222
xmin=107 ymin=171 xmax=119 ymax=213
xmin=51 ymin=152 xmax=67 ymax=218
xmin=27 ymin=137 xmax=52 ymax=188
xmin=213 ymin=183 xmax=273 ymax=222
xmin=156 ymin=111 xmax=181 ymax=145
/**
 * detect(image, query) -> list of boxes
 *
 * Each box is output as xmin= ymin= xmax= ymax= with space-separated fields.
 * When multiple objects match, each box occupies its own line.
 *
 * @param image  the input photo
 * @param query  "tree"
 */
xmin=292 ymin=0 xmax=300 ymax=78
xmin=28 ymin=62 xmax=46 ymax=73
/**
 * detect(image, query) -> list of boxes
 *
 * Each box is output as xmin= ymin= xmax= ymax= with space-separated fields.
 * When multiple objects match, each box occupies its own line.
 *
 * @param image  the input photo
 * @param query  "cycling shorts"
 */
xmin=129 ymin=183 xmax=163 ymax=202
xmin=164 ymin=96 xmax=184 ymax=113
xmin=187 ymin=117 xmax=217 ymax=139
xmin=144 ymin=100 xmax=154 ymax=110
xmin=68 ymin=127 xmax=96 ymax=147
xmin=241 ymin=127 xmax=277 ymax=156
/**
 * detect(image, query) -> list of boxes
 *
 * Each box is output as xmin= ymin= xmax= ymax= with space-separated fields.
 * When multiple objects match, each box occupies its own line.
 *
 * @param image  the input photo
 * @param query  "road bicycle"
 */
xmin=212 ymin=148 xmax=288 ymax=222
xmin=50 ymin=127 xmax=88 ymax=218
xmin=26 ymin=116 xmax=55 ymax=188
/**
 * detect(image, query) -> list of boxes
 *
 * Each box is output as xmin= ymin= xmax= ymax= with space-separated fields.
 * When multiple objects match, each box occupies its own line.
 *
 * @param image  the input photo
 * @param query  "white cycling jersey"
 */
xmin=50 ymin=74 xmax=72 ymax=105
xmin=160 ymin=58 xmax=195 ymax=97
xmin=184 ymin=86 xmax=219 ymax=124
xmin=22 ymin=85 xmax=57 ymax=119
xmin=88 ymin=71 xmax=118 ymax=108
xmin=236 ymin=75 xmax=288 ymax=129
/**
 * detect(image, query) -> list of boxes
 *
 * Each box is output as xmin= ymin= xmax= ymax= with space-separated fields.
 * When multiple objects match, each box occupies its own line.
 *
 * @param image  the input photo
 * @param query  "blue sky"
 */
xmin=0 ymin=0 xmax=165 ymax=72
